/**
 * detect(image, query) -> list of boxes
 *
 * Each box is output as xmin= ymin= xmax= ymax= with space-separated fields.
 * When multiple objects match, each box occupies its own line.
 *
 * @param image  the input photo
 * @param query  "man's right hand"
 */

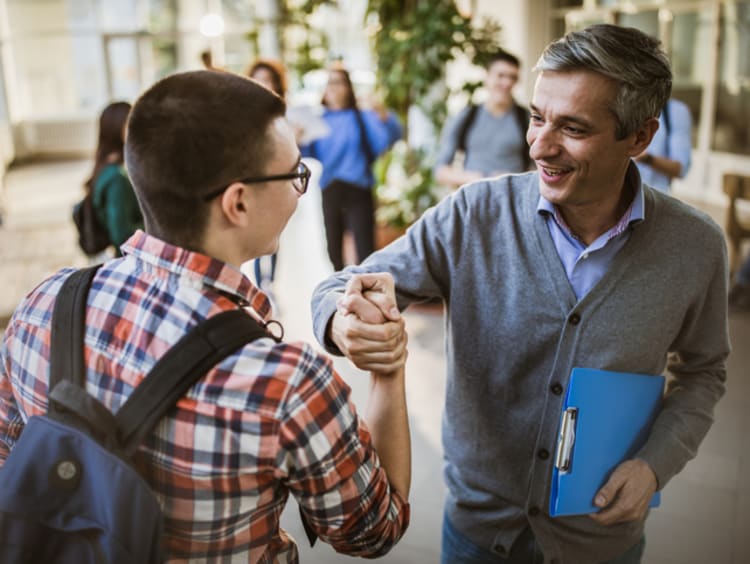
xmin=330 ymin=273 xmax=407 ymax=374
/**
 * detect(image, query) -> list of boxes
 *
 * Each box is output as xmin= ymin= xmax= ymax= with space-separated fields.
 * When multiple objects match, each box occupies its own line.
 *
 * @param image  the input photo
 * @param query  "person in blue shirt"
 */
xmin=634 ymin=98 xmax=692 ymax=192
xmin=300 ymin=66 xmax=402 ymax=271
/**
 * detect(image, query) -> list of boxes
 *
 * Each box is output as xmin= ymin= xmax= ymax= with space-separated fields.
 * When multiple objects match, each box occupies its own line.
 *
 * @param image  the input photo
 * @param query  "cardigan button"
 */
xmin=550 ymin=383 xmax=563 ymax=395
xmin=529 ymin=506 xmax=540 ymax=517
xmin=568 ymin=313 xmax=581 ymax=325
xmin=538 ymin=448 xmax=550 ymax=460
xmin=493 ymin=544 xmax=507 ymax=555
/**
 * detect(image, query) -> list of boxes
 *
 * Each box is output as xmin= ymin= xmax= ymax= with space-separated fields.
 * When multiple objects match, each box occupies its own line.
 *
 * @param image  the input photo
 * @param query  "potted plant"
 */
xmin=373 ymin=140 xmax=451 ymax=246
xmin=366 ymin=0 xmax=503 ymax=237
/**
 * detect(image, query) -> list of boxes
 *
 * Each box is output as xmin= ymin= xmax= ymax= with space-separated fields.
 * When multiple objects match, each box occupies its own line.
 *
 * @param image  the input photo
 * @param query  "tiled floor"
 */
xmin=1 ymin=158 xmax=748 ymax=563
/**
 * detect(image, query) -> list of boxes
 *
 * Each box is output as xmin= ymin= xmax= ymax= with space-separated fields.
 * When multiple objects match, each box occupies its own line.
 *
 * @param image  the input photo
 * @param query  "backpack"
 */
xmin=0 ymin=266 xmax=272 ymax=563
xmin=72 ymin=193 xmax=110 ymax=256
xmin=456 ymin=102 xmax=532 ymax=171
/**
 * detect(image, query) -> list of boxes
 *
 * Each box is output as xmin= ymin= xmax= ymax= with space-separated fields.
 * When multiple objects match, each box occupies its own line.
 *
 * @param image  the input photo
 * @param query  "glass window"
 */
xmin=565 ymin=12 xmax=608 ymax=31
xmin=149 ymin=36 xmax=178 ymax=80
xmin=618 ymin=9 xmax=659 ymax=38
xmin=147 ymin=0 xmax=178 ymax=33
xmin=713 ymin=1 xmax=750 ymax=154
xmin=105 ymin=37 xmax=141 ymax=101
xmin=669 ymin=8 xmax=711 ymax=147
xmin=223 ymin=34 xmax=255 ymax=75
xmin=550 ymin=16 xmax=567 ymax=41
xmin=98 ymin=0 xmax=142 ymax=31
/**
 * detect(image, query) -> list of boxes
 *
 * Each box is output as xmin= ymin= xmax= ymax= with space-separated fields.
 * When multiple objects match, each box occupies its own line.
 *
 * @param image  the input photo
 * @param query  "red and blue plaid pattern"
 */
xmin=0 ymin=230 xmax=409 ymax=563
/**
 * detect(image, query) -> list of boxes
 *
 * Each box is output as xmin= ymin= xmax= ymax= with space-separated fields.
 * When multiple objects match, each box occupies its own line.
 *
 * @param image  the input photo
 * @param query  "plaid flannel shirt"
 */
xmin=0 ymin=230 xmax=409 ymax=562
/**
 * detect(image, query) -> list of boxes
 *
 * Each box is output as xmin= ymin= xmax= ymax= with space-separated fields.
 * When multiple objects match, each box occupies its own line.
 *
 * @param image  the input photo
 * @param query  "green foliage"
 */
xmin=365 ymin=1 xmax=504 ymax=228
xmin=374 ymin=141 xmax=451 ymax=229
xmin=279 ymin=0 xmax=335 ymax=79
xmin=366 ymin=0 xmax=503 ymax=132
xmin=243 ymin=0 xmax=335 ymax=83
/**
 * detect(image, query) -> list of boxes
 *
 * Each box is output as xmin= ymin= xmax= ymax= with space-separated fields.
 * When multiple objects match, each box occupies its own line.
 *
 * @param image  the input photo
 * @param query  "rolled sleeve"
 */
xmin=0 ymin=337 xmax=25 ymax=464
xmin=278 ymin=348 xmax=409 ymax=556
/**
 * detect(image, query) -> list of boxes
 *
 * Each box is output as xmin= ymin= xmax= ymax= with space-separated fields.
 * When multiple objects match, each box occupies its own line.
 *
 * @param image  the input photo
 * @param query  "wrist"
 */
xmin=324 ymin=313 xmax=344 ymax=356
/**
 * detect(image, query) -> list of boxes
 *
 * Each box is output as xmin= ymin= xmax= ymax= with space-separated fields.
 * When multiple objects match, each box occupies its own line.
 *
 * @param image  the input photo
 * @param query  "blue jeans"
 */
xmin=253 ymin=253 xmax=277 ymax=285
xmin=441 ymin=515 xmax=645 ymax=564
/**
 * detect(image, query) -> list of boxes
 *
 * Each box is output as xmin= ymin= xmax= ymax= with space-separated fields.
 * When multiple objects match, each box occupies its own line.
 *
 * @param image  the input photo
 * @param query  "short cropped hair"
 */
xmin=535 ymin=24 xmax=672 ymax=139
xmin=125 ymin=70 xmax=286 ymax=249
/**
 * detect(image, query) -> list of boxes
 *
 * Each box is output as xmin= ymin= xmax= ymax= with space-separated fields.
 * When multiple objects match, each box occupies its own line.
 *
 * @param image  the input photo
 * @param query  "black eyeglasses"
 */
xmin=203 ymin=161 xmax=311 ymax=201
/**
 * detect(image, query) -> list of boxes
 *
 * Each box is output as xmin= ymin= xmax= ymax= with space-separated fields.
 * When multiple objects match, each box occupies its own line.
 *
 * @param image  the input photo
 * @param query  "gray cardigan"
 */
xmin=311 ymin=169 xmax=729 ymax=563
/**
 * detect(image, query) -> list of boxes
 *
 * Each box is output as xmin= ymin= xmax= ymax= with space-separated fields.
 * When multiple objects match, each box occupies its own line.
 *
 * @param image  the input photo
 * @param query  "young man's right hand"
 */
xmin=330 ymin=273 xmax=407 ymax=375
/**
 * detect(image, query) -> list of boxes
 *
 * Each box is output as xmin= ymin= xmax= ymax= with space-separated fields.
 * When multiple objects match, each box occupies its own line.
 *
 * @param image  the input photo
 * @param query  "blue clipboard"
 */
xmin=549 ymin=367 xmax=664 ymax=517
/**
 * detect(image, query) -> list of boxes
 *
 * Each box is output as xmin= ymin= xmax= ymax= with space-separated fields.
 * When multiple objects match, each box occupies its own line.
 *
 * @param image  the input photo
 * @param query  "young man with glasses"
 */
xmin=0 ymin=70 xmax=410 ymax=562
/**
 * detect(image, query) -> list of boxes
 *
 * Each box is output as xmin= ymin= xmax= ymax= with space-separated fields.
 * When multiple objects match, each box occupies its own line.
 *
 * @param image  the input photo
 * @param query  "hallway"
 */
xmin=0 ymin=158 xmax=748 ymax=563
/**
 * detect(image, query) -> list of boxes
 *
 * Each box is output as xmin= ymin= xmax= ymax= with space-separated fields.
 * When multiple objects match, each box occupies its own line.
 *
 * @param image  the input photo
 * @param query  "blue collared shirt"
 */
xmin=537 ymin=183 xmax=645 ymax=300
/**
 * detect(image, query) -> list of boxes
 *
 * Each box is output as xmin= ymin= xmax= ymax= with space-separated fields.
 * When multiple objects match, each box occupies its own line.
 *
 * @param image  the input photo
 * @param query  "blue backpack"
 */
xmin=0 ymin=266 xmax=270 ymax=563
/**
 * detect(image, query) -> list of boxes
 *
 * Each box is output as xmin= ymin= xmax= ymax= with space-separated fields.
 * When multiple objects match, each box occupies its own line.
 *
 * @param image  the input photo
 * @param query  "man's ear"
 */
xmin=629 ymin=117 xmax=659 ymax=156
xmin=218 ymin=182 xmax=250 ymax=226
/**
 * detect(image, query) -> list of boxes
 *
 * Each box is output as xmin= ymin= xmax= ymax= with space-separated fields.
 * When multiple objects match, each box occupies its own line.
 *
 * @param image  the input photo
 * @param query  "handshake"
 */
xmin=330 ymin=272 xmax=408 ymax=377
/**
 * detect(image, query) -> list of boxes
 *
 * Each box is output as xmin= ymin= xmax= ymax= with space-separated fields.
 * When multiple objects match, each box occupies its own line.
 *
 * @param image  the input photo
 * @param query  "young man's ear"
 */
xmin=630 ymin=117 xmax=660 ymax=157
xmin=219 ymin=182 xmax=250 ymax=226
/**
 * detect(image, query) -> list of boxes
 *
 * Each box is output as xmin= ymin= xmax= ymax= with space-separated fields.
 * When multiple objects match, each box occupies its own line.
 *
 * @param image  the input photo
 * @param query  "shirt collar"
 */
xmin=536 ymin=161 xmax=645 ymax=238
xmin=120 ymin=230 xmax=271 ymax=320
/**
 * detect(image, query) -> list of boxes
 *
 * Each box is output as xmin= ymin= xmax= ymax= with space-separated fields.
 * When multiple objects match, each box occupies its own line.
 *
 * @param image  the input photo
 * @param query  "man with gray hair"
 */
xmin=311 ymin=24 xmax=729 ymax=563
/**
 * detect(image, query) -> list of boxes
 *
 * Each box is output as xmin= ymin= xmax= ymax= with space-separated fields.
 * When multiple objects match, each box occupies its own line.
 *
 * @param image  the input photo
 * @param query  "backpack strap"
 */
xmin=354 ymin=109 xmax=376 ymax=165
xmin=512 ymin=103 xmax=532 ymax=171
xmin=48 ymin=268 xmax=318 ymax=546
xmin=456 ymin=103 xmax=479 ymax=154
xmin=49 ymin=266 xmax=101 ymax=396
xmin=116 ymin=309 xmax=272 ymax=457
xmin=47 ymin=266 xmax=274 ymax=457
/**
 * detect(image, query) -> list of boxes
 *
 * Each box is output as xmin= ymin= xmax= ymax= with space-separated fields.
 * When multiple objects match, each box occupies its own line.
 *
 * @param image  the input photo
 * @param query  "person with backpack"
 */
xmin=634 ymin=97 xmax=693 ymax=193
xmin=85 ymin=101 xmax=143 ymax=257
xmin=0 ymin=70 xmax=410 ymax=562
xmin=434 ymin=50 xmax=532 ymax=190
xmin=299 ymin=65 xmax=402 ymax=271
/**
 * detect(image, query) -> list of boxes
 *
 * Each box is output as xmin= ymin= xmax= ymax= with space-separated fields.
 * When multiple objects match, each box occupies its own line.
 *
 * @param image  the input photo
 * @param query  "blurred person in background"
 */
xmin=434 ymin=50 xmax=531 ymax=189
xmin=634 ymin=97 xmax=692 ymax=192
xmin=247 ymin=58 xmax=288 ymax=293
xmin=300 ymin=66 xmax=402 ymax=271
xmin=85 ymin=101 xmax=143 ymax=257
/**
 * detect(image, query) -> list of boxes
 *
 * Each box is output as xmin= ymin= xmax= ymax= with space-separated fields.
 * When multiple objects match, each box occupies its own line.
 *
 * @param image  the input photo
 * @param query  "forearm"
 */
xmin=637 ymin=365 xmax=725 ymax=488
xmin=365 ymin=366 xmax=410 ymax=499
xmin=640 ymin=153 xmax=683 ymax=179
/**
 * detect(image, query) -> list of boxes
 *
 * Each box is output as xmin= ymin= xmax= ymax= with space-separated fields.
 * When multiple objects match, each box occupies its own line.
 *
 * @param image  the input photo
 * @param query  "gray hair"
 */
xmin=535 ymin=24 xmax=672 ymax=139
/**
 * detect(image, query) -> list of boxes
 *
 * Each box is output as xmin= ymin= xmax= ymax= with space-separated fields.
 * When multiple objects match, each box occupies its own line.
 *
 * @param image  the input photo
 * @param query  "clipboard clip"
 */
xmin=554 ymin=407 xmax=578 ymax=474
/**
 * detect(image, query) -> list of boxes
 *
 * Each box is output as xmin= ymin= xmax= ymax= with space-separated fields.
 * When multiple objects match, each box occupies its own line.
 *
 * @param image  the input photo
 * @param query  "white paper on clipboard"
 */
xmin=286 ymin=105 xmax=330 ymax=144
